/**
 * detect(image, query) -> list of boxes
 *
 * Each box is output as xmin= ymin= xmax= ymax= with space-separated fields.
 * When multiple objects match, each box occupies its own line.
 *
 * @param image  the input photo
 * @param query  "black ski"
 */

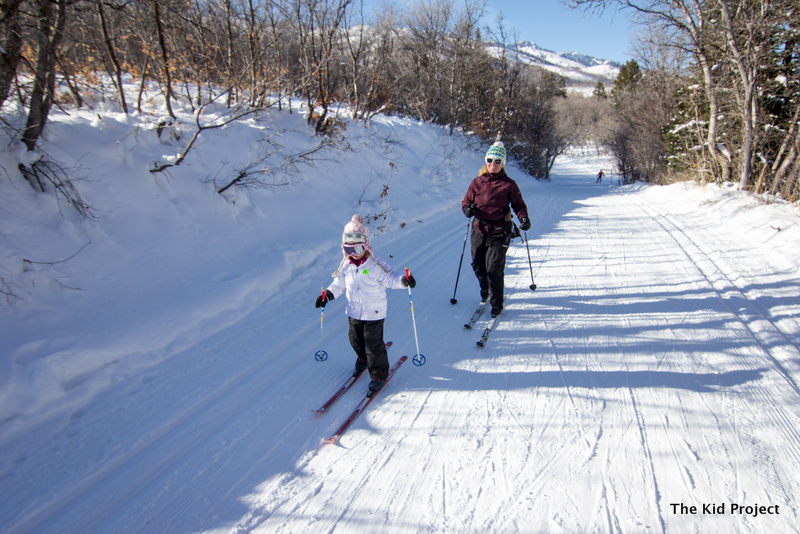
xmin=464 ymin=301 xmax=487 ymax=329
xmin=476 ymin=297 xmax=507 ymax=347
xmin=476 ymin=311 xmax=502 ymax=346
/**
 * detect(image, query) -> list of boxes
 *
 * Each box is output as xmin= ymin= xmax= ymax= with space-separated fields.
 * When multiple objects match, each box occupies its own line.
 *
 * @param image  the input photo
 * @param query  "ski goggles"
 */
xmin=486 ymin=158 xmax=503 ymax=165
xmin=343 ymin=242 xmax=366 ymax=256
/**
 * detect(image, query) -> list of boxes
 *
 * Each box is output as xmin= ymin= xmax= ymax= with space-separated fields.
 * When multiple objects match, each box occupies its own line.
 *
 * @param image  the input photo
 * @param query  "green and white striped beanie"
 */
xmin=486 ymin=141 xmax=506 ymax=165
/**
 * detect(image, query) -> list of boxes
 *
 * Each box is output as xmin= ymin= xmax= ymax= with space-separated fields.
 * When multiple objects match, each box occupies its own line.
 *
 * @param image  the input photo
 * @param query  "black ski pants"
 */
xmin=348 ymin=317 xmax=389 ymax=381
xmin=471 ymin=230 xmax=509 ymax=311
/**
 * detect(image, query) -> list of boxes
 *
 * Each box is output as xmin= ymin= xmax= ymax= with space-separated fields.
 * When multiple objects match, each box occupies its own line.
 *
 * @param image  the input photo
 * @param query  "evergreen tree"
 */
xmin=611 ymin=60 xmax=642 ymax=110
xmin=593 ymin=81 xmax=607 ymax=98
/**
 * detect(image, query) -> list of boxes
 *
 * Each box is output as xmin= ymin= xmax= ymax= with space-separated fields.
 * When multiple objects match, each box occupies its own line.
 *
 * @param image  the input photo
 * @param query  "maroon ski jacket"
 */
xmin=462 ymin=170 xmax=529 ymax=235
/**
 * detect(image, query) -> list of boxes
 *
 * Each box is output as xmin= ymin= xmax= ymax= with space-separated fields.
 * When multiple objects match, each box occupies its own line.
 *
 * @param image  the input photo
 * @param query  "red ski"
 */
xmin=313 ymin=342 xmax=392 ymax=414
xmin=323 ymin=356 xmax=407 ymax=444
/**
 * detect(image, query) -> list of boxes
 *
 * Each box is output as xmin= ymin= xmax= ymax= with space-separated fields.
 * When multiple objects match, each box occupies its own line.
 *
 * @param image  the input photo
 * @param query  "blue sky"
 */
xmin=363 ymin=0 xmax=634 ymax=64
xmin=483 ymin=0 xmax=634 ymax=63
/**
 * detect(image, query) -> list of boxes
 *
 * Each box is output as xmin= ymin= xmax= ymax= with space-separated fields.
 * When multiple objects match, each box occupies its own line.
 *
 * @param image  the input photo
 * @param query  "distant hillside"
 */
xmin=489 ymin=40 xmax=622 ymax=96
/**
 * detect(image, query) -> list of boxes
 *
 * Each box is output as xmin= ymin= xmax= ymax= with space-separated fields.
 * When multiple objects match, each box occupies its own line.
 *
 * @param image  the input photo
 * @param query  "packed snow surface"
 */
xmin=1 ymin=98 xmax=800 ymax=533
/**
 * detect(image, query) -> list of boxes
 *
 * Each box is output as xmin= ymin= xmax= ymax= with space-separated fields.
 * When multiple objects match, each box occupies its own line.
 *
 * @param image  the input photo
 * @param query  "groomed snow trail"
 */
xmin=2 ymin=155 xmax=799 ymax=533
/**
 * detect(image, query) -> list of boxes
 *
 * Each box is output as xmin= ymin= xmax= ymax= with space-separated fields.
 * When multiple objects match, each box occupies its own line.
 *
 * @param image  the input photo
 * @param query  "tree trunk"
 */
xmin=22 ymin=0 xmax=68 ymax=154
xmin=718 ymin=0 xmax=758 ymax=190
xmin=0 ymin=0 xmax=24 ymax=108
xmin=153 ymin=0 xmax=175 ymax=118
xmin=224 ymin=0 xmax=234 ymax=107
xmin=698 ymin=53 xmax=732 ymax=183
xmin=97 ymin=1 xmax=128 ymax=114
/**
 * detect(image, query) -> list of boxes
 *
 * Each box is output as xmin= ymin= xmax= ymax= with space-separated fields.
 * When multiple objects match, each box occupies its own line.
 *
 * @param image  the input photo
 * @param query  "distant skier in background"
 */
xmin=596 ymin=169 xmax=605 ymax=183
xmin=314 ymin=214 xmax=416 ymax=394
xmin=461 ymin=141 xmax=530 ymax=318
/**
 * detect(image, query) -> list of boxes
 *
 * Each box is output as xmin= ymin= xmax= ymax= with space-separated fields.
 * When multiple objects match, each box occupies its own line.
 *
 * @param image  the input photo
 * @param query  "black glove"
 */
xmin=464 ymin=203 xmax=477 ymax=218
xmin=402 ymin=275 xmax=416 ymax=289
xmin=520 ymin=217 xmax=531 ymax=231
xmin=315 ymin=289 xmax=335 ymax=308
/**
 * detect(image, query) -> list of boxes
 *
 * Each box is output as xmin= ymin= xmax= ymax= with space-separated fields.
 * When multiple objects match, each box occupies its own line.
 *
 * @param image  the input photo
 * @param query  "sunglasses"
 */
xmin=486 ymin=158 xmax=503 ymax=165
xmin=343 ymin=243 xmax=366 ymax=256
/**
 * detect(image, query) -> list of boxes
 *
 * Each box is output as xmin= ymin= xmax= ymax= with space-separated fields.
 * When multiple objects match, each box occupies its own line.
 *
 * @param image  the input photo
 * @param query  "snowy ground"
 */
xmin=1 ymin=97 xmax=800 ymax=533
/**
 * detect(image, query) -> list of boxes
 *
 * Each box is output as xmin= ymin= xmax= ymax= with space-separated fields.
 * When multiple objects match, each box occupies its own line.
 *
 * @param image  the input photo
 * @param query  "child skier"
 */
xmin=314 ymin=214 xmax=416 ymax=394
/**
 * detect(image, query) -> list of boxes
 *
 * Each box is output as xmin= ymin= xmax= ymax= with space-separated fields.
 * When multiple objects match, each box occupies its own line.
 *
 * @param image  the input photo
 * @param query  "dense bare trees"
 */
xmin=5 ymin=0 xmax=796 ymax=200
xmin=2 ymin=0 xmax=575 ymax=190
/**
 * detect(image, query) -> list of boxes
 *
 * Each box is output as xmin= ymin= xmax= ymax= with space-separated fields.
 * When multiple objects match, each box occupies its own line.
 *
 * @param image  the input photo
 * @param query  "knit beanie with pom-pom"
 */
xmin=342 ymin=214 xmax=370 ymax=245
xmin=485 ymin=141 xmax=506 ymax=166
xmin=333 ymin=214 xmax=374 ymax=276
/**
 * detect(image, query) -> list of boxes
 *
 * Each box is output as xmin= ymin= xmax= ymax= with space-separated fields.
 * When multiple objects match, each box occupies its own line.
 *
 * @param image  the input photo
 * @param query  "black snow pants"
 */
xmin=348 ymin=317 xmax=389 ymax=381
xmin=470 ymin=227 xmax=511 ymax=311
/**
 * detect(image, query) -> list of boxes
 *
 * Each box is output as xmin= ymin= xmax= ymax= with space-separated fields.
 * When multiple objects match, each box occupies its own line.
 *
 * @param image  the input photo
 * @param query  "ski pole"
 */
xmin=405 ymin=267 xmax=426 ymax=366
xmin=315 ymin=288 xmax=329 ymax=361
xmin=523 ymin=231 xmax=537 ymax=291
xmin=450 ymin=219 xmax=471 ymax=305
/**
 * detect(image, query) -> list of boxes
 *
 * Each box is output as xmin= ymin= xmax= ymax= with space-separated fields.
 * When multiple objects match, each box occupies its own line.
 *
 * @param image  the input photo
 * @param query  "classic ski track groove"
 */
xmin=7 ymin=320 xmax=326 ymax=534
xmin=628 ymin=196 xmax=800 ymax=466
xmin=631 ymin=196 xmax=800 ymax=396
xmin=624 ymin=194 xmax=800 ymax=497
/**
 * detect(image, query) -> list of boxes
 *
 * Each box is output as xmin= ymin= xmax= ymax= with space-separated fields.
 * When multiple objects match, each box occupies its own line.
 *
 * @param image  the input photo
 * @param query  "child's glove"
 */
xmin=402 ymin=275 xmax=416 ymax=289
xmin=315 ymin=289 xmax=335 ymax=308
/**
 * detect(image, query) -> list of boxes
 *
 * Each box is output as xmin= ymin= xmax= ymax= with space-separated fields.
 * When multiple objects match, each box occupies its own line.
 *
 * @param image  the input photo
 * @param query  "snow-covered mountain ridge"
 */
xmin=491 ymin=40 xmax=622 ymax=92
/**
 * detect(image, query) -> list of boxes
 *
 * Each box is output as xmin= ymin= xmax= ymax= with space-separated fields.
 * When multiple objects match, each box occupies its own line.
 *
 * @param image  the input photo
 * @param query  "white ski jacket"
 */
xmin=327 ymin=254 xmax=407 ymax=321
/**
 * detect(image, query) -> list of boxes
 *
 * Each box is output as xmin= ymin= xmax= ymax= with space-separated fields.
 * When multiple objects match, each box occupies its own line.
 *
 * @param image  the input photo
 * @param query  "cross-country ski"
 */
xmin=464 ymin=301 xmax=487 ymax=329
xmin=313 ymin=342 xmax=393 ymax=413
xmin=323 ymin=356 xmax=408 ymax=445
xmin=476 ymin=311 xmax=503 ymax=347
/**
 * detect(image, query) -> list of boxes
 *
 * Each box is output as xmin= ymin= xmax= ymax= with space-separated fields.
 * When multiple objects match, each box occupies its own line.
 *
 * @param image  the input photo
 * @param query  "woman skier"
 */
xmin=461 ymin=141 xmax=530 ymax=317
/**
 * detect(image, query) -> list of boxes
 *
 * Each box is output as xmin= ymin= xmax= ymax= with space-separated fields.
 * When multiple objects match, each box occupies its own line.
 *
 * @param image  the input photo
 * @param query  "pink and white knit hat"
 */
xmin=333 ymin=215 xmax=373 ymax=276
xmin=342 ymin=214 xmax=370 ymax=245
